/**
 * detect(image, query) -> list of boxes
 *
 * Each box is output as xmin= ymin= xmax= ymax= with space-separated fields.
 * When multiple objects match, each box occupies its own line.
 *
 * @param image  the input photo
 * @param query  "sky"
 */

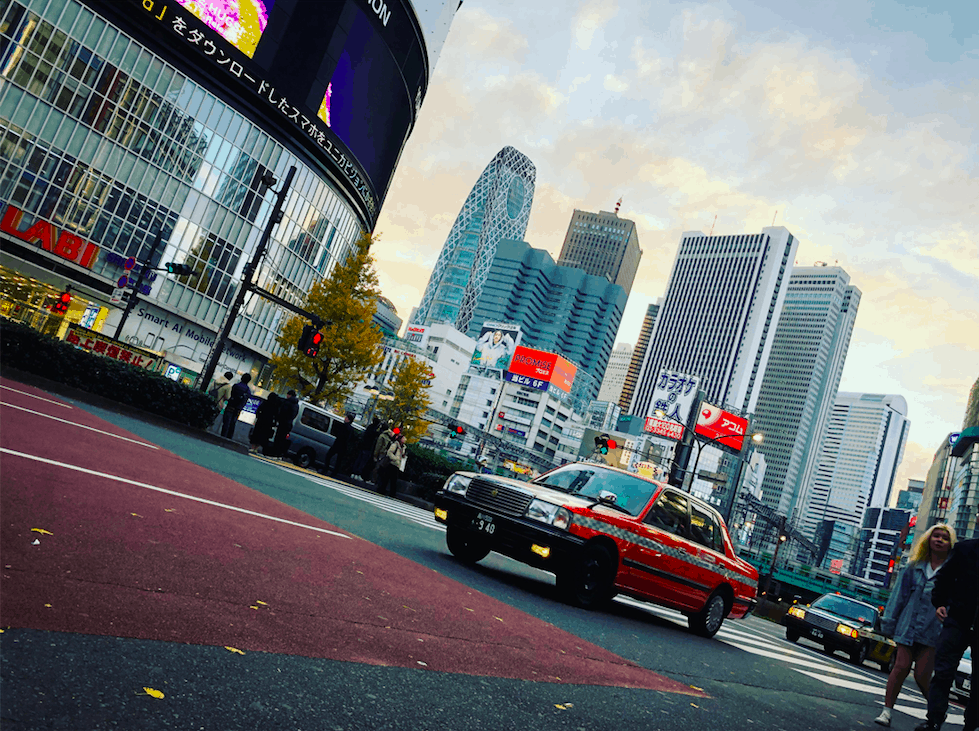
xmin=370 ymin=0 xmax=979 ymax=495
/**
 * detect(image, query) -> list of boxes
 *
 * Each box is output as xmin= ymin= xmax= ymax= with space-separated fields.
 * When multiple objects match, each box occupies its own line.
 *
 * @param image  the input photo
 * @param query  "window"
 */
xmin=689 ymin=503 xmax=722 ymax=552
xmin=644 ymin=490 xmax=689 ymax=536
xmin=300 ymin=407 xmax=333 ymax=433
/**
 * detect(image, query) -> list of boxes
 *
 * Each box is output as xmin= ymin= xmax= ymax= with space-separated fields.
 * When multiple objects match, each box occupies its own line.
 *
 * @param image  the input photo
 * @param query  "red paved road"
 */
xmin=0 ymin=378 xmax=703 ymax=696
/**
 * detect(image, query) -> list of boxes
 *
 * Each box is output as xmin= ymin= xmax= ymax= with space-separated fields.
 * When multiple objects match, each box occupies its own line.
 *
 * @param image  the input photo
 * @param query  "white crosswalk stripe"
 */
xmin=304 ymin=472 xmax=444 ymax=531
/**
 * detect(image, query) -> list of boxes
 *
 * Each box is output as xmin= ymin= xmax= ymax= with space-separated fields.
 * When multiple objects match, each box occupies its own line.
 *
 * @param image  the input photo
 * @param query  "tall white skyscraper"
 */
xmin=630 ymin=227 xmax=799 ymax=417
xmin=799 ymin=393 xmax=910 ymax=543
xmin=597 ymin=343 xmax=633 ymax=403
xmin=752 ymin=266 xmax=862 ymax=516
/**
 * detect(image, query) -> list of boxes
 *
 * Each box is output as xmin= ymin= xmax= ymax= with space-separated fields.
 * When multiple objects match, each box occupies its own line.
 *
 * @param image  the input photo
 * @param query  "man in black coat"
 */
xmin=353 ymin=417 xmax=382 ymax=479
xmin=915 ymin=537 xmax=978 ymax=731
xmin=269 ymin=390 xmax=300 ymax=459
xmin=322 ymin=412 xmax=355 ymax=475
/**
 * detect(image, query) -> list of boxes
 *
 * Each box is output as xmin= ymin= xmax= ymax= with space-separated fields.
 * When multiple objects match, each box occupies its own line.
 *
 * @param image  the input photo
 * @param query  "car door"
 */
xmin=625 ymin=489 xmax=701 ymax=610
xmin=685 ymin=501 xmax=725 ymax=608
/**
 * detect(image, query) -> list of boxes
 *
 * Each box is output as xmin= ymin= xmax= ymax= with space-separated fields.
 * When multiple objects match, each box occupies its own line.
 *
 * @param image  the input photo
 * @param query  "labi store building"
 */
xmin=0 ymin=0 xmax=457 ymax=385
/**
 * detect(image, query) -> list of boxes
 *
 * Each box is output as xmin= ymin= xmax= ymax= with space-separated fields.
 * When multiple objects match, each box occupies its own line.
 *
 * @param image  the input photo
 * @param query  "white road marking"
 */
xmin=0 ymin=448 xmax=351 ymax=539
xmin=305 ymin=472 xmax=445 ymax=532
xmin=1 ymin=385 xmax=72 ymax=407
xmin=0 ymin=401 xmax=158 ymax=448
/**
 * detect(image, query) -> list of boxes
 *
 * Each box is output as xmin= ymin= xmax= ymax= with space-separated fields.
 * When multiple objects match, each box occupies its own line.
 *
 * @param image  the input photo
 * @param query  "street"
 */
xmin=0 ymin=377 xmax=968 ymax=730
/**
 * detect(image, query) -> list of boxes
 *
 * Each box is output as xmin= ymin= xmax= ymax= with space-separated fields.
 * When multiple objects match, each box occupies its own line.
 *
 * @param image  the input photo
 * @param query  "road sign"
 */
xmin=110 ymin=288 xmax=129 ymax=305
xmin=117 ymin=276 xmax=130 ymax=288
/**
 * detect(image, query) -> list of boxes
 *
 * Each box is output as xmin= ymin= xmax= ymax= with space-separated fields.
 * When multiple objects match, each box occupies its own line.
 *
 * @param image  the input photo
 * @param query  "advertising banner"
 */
xmin=551 ymin=355 xmax=577 ymax=393
xmin=404 ymin=324 xmax=427 ymax=344
xmin=471 ymin=323 xmax=521 ymax=371
xmin=643 ymin=416 xmax=685 ymax=440
xmin=65 ymin=324 xmax=160 ymax=370
xmin=649 ymin=369 xmax=701 ymax=425
xmin=694 ymin=402 xmax=749 ymax=452
xmin=506 ymin=345 xmax=556 ymax=380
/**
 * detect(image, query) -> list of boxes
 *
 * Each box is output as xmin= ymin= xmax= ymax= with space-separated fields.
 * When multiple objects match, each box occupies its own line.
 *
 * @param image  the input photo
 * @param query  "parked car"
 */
xmin=782 ymin=592 xmax=896 ymax=669
xmin=285 ymin=402 xmax=364 ymax=469
xmin=433 ymin=462 xmax=758 ymax=638
xmin=953 ymin=646 xmax=972 ymax=703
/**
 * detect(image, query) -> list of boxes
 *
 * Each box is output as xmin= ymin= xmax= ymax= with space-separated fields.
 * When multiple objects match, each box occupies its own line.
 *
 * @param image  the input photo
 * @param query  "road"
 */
xmin=0 ymin=376 xmax=967 ymax=730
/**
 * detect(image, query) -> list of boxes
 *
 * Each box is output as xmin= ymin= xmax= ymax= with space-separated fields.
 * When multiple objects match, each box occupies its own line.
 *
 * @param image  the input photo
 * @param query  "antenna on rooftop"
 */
xmin=772 ymin=210 xmax=778 ymax=226
xmin=614 ymin=197 xmax=622 ymax=215
xmin=709 ymin=214 xmax=717 ymax=236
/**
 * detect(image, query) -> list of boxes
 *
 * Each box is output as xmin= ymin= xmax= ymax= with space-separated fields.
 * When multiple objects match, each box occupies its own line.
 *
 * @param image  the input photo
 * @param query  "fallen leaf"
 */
xmin=31 ymin=528 xmax=53 ymax=535
xmin=690 ymin=685 xmax=703 ymax=691
xmin=143 ymin=687 xmax=164 ymax=699
xmin=250 ymin=606 xmax=259 ymax=610
xmin=256 ymin=600 xmax=268 ymax=605
xmin=225 ymin=646 xmax=245 ymax=655
xmin=31 ymin=539 xmax=40 ymax=545
xmin=690 ymin=703 xmax=699 ymax=708
xmin=164 ymin=509 xmax=176 ymax=513
xmin=44 ymin=604 xmax=52 ymax=608
xmin=131 ymin=513 xmax=142 ymax=518
xmin=417 ymin=661 xmax=428 ymax=666
xmin=494 ymin=616 xmax=504 ymax=622
xmin=555 ymin=704 xmax=567 ymax=710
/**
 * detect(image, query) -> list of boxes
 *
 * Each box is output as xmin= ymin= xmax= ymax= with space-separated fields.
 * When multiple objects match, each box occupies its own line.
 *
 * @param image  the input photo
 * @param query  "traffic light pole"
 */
xmin=113 ymin=230 xmax=164 ymax=340
xmin=198 ymin=166 xmax=296 ymax=392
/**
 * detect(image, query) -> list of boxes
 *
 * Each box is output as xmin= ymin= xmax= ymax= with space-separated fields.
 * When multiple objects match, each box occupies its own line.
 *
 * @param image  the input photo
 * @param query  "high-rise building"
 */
xmin=896 ymin=479 xmax=925 ymax=512
xmin=597 ymin=343 xmax=632 ymax=403
xmin=619 ymin=301 xmax=659 ymax=412
xmin=557 ymin=208 xmax=641 ymax=295
xmin=751 ymin=266 xmax=861 ymax=516
xmin=853 ymin=507 xmax=913 ymax=586
xmin=799 ymin=393 xmax=910 ymax=544
xmin=630 ymin=227 xmax=799 ymax=418
xmin=0 ymin=0 xmax=457 ymax=385
xmin=466 ymin=238 xmax=627 ymax=402
xmin=411 ymin=147 xmax=535 ymax=332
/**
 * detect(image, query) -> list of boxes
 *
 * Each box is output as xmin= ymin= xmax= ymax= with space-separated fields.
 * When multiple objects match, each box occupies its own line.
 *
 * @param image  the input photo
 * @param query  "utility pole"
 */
xmin=113 ymin=229 xmax=164 ymax=340
xmin=198 ymin=166 xmax=296 ymax=391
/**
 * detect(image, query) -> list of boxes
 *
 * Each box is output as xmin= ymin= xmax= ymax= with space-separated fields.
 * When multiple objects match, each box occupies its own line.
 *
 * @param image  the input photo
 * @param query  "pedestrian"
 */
xmin=220 ymin=373 xmax=251 ymax=439
xmin=210 ymin=371 xmax=235 ymax=432
xmin=249 ymin=392 xmax=279 ymax=454
xmin=370 ymin=421 xmax=396 ymax=483
xmin=874 ymin=524 xmax=956 ymax=727
xmin=270 ymin=389 xmax=300 ymax=459
xmin=353 ymin=417 xmax=383 ymax=479
xmin=322 ymin=412 xmax=355 ymax=475
xmin=377 ymin=433 xmax=407 ymax=497
xmin=915 ymin=536 xmax=978 ymax=731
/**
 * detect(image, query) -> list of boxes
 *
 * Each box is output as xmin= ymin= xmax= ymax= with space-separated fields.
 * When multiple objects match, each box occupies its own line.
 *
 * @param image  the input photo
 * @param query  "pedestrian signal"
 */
xmin=298 ymin=323 xmax=322 ymax=357
xmin=450 ymin=425 xmax=465 ymax=438
xmin=51 ymin=287 xmax=72 ymax=315
xmin=595 ymin=434 xmax=614 ymax=455
xmin=165 ymin=262 xmax=194 ymax=275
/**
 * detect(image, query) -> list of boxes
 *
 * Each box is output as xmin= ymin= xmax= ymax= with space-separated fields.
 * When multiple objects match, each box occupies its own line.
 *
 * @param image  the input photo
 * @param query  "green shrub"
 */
xmin=0 ymin=319 xmax=219 ymax=429
xmin=403 ymin=443 xmax=478 ymax=501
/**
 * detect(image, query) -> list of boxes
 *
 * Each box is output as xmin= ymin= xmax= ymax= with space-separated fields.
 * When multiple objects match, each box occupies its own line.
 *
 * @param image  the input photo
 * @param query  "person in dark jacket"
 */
xmin=915 ymin=536 xmax=978 ymax=731
xmin=353 ymin=417 xmax=382 ymax=479
xmin=221 ymin=373 xmax=251 ymax=439
xmin=269 ymin=390 xmax=300 ymax=459
xmin=249 ymin=393 xmax=279 ymax=454
xmin=370 ymin=422 xmax=397 ymax=483
xmin=322 ymin=412 xmax=355 ymax=475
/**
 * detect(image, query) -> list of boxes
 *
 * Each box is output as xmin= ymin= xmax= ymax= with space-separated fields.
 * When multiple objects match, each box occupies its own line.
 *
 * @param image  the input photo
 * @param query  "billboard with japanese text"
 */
xmin=648 ymin=369 xmax=701 ymax=425
xmin=694 ymin=402 xmax=749 ymax=452
xmin=471 ymin=323 xmax=521 ymax=371
xmin=551 ymin=355 xmax=577 ymax=393
xmin=644 ymin=416 xmax=685 ymax=440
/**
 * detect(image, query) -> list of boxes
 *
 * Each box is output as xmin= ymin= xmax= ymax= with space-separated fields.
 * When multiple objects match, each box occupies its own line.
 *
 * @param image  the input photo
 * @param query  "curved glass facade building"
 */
xmin=411 ymin=145 xmax=535 ymax=333
xmin=0 ymin=0 xmax=456 ymax=384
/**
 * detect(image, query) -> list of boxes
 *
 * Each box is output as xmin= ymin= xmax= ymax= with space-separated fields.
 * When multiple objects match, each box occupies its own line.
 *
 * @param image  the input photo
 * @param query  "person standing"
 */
xmin=353 ymin=417 xmax=382 ymax=479
xmin=377 ymin=433 xmax=407 ymax=497
xmin=370 ymin=421 xmax=396 ymax=483
xmin=249 ymin=393 xmax=279 ymax=454
xmin=221 ymin=373 xmax=251 ymax=439
xmin=322 ymin=412 xmax=355 ymax=475
xmin=210 ymin=371 xmax=235 ymax=432
xmin=915 ymin=536 xmax=979 ymax=731
xmin=270 ymin=389 xmax=300 ymax=459
xmin=874 ymin=524 xmax=955 ymax=727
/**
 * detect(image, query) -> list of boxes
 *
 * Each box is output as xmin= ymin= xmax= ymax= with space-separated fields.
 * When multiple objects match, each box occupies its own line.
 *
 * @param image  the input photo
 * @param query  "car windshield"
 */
xmin=811 ymin=594 xmax=877 ymax=626
xmin=534 ymin=466 xmax=658 ymax=516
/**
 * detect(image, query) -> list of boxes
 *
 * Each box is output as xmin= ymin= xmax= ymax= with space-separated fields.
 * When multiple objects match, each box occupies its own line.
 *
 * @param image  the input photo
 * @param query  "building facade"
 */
xmin=798 ymin=393 xmax=910 ymax=546
xmin=410 ymin=146 xmax=535 ymax=332
xmin=0 ymin=0 xmax=456 ymax=385
xmin=751 ymin=265 xmax=861 ymax=517
xmin=466 ymin=237 xmax=626 ymax=403
xmin=853 ymin=507 xmax=913 ymax=586
xmin=619 ymin=299 xmax=659 ymax=412
xmin=629 ymin=227 xmax=799 ymax=419
xmin=597 ymin=342 xmax=631 ymax=403
xmin=557 ymin=208 xmax=641 ymax=295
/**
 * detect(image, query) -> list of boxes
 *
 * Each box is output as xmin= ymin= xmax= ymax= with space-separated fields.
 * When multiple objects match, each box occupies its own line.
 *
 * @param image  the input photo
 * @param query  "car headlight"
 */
xmin=443 ymin=474 xmax=472 ymax=495
xmin=836 ymin=624 xmax=859 ymax=639
xmin=525 ymin=499 xmax=572 ymax=530
xmin=788 ymin=606 xmax=806 ymax=619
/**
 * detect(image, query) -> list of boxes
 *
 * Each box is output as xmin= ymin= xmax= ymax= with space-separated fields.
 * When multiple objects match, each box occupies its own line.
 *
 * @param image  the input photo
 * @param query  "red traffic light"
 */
xmin=298 ymin=323 xmax=323 ymax=357
xmin=606 ymin=439 xmax=617 ymax=450
xmin=51 ymin=287 xmax=72 ymax=315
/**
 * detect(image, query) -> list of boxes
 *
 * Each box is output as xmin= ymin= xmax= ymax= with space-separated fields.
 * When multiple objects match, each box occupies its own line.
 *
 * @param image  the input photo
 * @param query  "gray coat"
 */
xmin=881 ymin=561 xmax=944 ymax=647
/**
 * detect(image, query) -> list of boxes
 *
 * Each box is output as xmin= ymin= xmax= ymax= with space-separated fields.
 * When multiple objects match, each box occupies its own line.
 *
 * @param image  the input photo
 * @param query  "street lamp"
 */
xmin=362 ymin=383 xmax=394 ymax=424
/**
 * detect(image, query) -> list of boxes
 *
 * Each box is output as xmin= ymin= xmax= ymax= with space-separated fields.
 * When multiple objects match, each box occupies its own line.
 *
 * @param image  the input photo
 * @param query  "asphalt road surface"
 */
xmin=0 ymin=376 xmax=968 ymax=730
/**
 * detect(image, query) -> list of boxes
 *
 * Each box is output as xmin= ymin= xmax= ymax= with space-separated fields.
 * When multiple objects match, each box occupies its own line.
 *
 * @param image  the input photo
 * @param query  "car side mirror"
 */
xmin=597 ymin=490 xmax=618 ymax=505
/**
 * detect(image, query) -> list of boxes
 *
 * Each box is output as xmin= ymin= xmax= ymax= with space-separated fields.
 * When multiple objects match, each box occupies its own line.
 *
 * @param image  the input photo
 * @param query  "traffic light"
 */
xmin=51 ymin=287 xmax=71 ymax=315
xmin=595 ymin=434 xmax=615 ymax=455
xmin=165 ymin=262 xmax=194 ymax=275
xmin=297 ymin=323 xmax=322 ymax=357
xmin=449 ymin=425 xmax=465 ymax=439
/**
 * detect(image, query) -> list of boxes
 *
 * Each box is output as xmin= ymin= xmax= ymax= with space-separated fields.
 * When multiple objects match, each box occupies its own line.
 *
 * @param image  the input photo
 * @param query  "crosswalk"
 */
xmin=615 ymin=596 xmax=967 ymax=726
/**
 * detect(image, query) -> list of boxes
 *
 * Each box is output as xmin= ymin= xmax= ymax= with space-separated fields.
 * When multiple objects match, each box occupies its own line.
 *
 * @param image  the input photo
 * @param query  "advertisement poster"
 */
xmin=649 ymin=369 xmax=700 ymax=424
xmin=471 ymin=323 xmax=521 ymax=371
xmin=694 ymin=402 xmax=749 ymax=451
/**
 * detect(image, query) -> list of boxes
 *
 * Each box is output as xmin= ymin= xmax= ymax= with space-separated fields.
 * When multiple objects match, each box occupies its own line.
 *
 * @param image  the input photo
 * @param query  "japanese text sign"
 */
xmin=694 ymin=402 xmax=748 ymax=452
xmin=65 ymin=324 xmax=159 ymax=370
xmin=644 ymin=416 xmax=685 ymax=441
xmin=649 ymin=369 xmax=701 ymax=425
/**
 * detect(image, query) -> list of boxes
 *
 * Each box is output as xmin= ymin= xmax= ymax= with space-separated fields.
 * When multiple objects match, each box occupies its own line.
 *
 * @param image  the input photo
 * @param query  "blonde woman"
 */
xmin=874 ymin=523 xmax=956 ymax=727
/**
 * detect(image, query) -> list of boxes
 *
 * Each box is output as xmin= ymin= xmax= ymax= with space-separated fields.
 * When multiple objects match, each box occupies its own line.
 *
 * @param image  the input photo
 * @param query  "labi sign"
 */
xmin=1 ymin=205 xmax=101 ymax=269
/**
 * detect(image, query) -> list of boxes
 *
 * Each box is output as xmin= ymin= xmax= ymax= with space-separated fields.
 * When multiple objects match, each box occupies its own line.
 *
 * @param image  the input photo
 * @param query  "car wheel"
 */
xmin=786 ymin=628 xmax=800 ymax=643
xmin=445 ymin=525 xmax=490 ymax=564
xmin=689 ymin=591 xmax=727 ymax=638
xmin=294 ymin=448 xmax=316 ymax=469
xmin=558 ymin=544 xmax=615 ymax=609
xmin=850 ymin=641 xmax=869 ymax=666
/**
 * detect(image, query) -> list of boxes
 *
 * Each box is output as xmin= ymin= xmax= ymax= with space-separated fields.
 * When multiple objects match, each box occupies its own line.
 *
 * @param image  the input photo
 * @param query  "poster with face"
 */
xmin=471 ymin=323 xmax=521 ymax=371
xmin=176 ymin=0 xmax=274 ymax=57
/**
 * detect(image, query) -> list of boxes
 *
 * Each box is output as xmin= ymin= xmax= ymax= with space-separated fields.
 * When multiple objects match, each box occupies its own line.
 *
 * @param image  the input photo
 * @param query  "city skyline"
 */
xmin=369 ymin=0 xmax=977 ymax=494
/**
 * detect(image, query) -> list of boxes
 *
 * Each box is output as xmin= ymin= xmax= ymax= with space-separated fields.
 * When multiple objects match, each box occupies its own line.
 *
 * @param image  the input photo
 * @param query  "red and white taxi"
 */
xmin=434 ymin=462 xmax=758 ymax=637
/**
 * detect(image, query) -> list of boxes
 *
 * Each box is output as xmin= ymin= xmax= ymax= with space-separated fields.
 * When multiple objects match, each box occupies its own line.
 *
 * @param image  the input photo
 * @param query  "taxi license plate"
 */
xmin=471 ymin=513 xmax=496 ymax=535
xmin=809 ymin=628 xmax=824 ymax=640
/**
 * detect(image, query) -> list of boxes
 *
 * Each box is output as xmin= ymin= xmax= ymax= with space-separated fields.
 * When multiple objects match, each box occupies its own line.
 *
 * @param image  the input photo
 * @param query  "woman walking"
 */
xmin=874 ymin=523 xmax=956 ymax=727
xmin=377 ymin=433 xmax=407 ymax=498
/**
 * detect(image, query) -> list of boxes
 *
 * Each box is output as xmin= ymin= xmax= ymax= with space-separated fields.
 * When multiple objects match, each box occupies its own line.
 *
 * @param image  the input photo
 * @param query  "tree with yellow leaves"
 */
xmin=270 ymin=231 xmax=383 ymax=402
xmin=377 ymin=355 xmax=432 ymax=443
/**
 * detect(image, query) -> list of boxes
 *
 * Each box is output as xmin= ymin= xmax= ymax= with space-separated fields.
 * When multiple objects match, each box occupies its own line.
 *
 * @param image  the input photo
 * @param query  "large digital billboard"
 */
xmin=505 ymin=346 xmax=577 ymax=394
xmin=471 ymin=323 xmax=521 ymax=372
xmin=92 ymin=0 xmax=450 ymax=227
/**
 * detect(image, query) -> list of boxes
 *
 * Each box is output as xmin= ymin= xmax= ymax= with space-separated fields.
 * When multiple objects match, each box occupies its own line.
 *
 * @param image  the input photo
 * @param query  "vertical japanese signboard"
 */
xmin=648 ymin=369 xmax=701 ymax=425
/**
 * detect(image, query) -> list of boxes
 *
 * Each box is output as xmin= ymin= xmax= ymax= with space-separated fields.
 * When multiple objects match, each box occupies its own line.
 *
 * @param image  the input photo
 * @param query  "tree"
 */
xmin=377 ymin=356 xmax=432 ymax=443
xmin=269 ymin=231 xmax=383 ymax=402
